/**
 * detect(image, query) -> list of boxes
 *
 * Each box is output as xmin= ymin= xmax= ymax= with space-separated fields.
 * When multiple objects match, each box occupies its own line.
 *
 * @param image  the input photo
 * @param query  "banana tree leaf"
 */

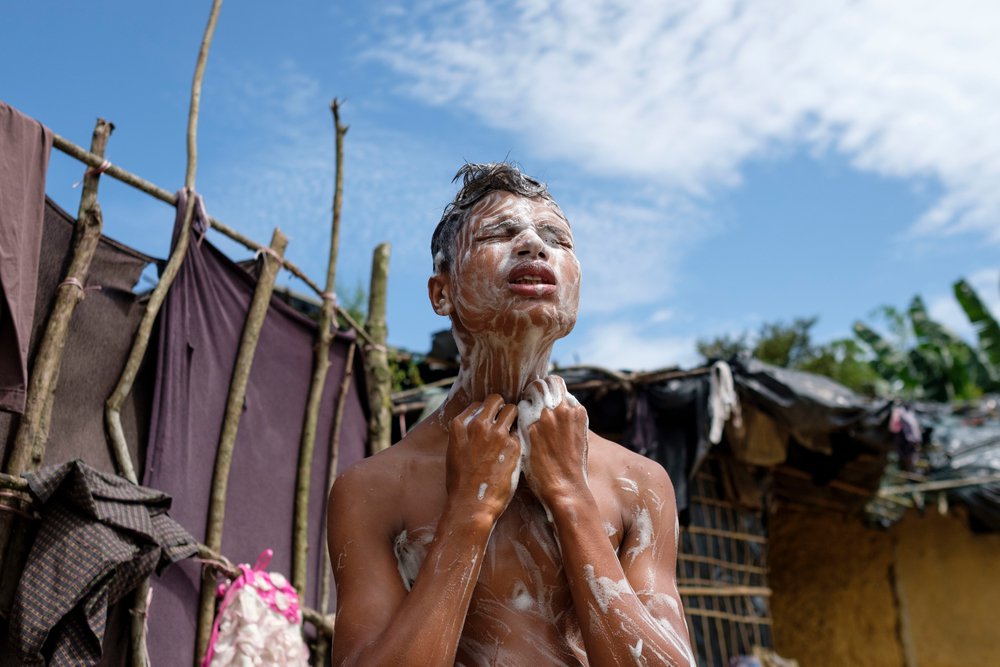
xmin=954 ymin=278 xmax=1000 ymax=369
xmin=853 ymin=321 xmax=908 ymax=379
xmin=910 ymin=295 xmax=995 ymax=397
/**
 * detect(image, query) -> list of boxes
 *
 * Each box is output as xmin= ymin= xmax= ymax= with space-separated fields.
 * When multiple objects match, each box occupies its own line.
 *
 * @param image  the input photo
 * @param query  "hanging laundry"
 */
xmin=623 ymin=377 xmax=713 ymax=521
xmin=889 ymin=404 xmax=922 ymax=470
xmin=0 ymin=101 xmax=52 ymax=413
xmin=143 ymin=191 xmax=368 ymax=666
xmin=709 ymin=360 xmax=742 ymax=444
xmin=0 ymin=198 xmax=160 ymax=474
xmin=8 ymin=460 xmax=197 ymax=667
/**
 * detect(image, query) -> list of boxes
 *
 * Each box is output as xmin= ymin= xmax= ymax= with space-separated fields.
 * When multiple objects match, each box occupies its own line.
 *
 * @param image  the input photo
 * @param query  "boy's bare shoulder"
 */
xmin=588 ymin=430 xmax=676 ymax=500
xmin=330 ymin=421 xmax=446 ymax=513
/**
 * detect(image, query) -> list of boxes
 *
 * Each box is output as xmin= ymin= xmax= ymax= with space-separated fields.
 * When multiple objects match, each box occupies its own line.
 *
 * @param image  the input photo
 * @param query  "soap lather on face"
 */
xmin=428 ymin=163 xmax=581 ymax=405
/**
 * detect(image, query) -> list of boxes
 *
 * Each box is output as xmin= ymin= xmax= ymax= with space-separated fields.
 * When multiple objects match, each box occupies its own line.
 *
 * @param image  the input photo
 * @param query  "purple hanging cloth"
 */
xmin=0 ymin=101 xmax=52 ymax=413
xmin=143 ymin=191 xmax=368 ymax=666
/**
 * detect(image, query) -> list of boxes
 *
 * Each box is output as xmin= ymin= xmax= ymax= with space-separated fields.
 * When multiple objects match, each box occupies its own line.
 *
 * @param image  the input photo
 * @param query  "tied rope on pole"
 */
xmin=72 ymin=159 xmax=111 ymax=188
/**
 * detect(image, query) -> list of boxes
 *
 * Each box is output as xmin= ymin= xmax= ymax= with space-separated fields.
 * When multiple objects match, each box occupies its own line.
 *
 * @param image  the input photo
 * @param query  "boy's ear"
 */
xmin=428 ymin=273 xmax=453 ymax=316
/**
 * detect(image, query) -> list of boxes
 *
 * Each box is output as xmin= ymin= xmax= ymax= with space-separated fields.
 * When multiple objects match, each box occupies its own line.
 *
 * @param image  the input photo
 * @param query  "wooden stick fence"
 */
xmin=0 ymin=0 xmax=394 ymax=663
xmin=313 ymin=338 xmax=358 ymax=666
xmin=196 ymin=227 xmax=288 ymax=662
xmin=105 ymin=0 xmax=224 ymax=481
xmin=365 ymin=243 xmax=392 ymax=453
xmin=50 ymin=133 xmax=376 ymax=349
xmin=292 ymin=99 xmax=348 ymax=598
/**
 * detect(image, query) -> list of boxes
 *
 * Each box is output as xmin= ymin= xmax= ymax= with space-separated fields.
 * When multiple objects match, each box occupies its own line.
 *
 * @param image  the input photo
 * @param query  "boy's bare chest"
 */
xmin=394 ymin=489 xmax=623 ymax=609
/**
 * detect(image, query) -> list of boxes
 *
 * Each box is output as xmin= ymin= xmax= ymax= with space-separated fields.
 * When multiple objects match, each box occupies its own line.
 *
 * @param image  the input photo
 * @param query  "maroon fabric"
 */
xmin=0 ymin=198 xmax=160 ymax=667
xmin=0 ymin=198 xmax=159 ymax=475
xmin=143 ymin=192 xmax=368 ymax=666
xmin=0 ymin=101 xmax=52 ymax=413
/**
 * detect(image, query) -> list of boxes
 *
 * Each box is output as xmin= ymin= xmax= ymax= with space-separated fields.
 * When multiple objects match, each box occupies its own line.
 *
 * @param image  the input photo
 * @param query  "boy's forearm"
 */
xmin=342 ymin=505 xmax=495 ymax=667
xmin=548 ymin=493 xmax=694 ymax=667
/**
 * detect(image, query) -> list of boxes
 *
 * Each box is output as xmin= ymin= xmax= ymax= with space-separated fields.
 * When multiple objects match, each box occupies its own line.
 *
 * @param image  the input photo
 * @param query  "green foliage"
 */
xmin=697 ymin=317 xmax=881 ymax=395
xmin=388 ymin=348 xmax=423 ymax=393
xmin=851 ymin=320 xmax=911 ymax=387
xmin=753 ymin=317 xmax=817 ymax=367
xmin=695 ymin=277 xmax=1000 ymax=402
xmin=851 ymin=283 xmax=1000 ymax=402
xmin=796 ymin=338 xmax=884 ymax=396
xmin=695 ymin=333 xmax=749 ymax=362
xmin=336 ymin=280 xmax=367 ymax=327
xmin=954 ymin=278 xmax=1000 ymax=367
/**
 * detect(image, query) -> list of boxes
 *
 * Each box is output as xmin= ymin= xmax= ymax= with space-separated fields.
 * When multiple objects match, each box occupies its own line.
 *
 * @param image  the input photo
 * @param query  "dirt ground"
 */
xmin=768 ymin=504 xmax=1000 ymax=667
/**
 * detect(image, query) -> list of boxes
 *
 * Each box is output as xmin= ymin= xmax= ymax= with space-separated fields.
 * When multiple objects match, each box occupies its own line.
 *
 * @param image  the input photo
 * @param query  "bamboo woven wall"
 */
xmin=679 ymin=460 xmax=773 ymax=667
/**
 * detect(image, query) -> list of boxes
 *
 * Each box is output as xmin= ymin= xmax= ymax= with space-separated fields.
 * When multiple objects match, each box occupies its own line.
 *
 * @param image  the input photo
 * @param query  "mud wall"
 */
xmin=768 ymin=505 xmax=903 ymax=667
xmin=768 ymin=505 xmax=1000 ymax=667
xmin=892 ymin=509 xmax=1000 ymax=667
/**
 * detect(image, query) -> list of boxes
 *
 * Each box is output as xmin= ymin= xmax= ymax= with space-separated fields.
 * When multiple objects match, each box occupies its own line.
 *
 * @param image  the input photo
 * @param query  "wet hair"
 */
xmin=431 ymin=162 xmax=563 ymax=273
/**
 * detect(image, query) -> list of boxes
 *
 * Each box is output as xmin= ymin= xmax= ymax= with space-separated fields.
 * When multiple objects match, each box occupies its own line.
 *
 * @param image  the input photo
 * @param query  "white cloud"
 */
xmin=565 ymin=191 xmax=712 ymax=315
xmin=570 ymin=322 xmax=699 ymax=371
xmin=373 ymin=0 xmax=1000 ymax=241
xmin=649 ymin=308 xmax=674 ymax=324
xmin=928 ymin=267 xmax=1000 ymax=341
xmin=195 ymin=60 xmax=456 ymax=293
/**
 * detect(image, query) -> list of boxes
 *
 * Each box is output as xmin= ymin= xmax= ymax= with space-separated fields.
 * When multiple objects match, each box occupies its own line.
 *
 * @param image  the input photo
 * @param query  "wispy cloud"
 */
xmin=567 ymin=321 xmax=699 ymax=370
xmin=373 ymin=0 xmax=1000 ymax=242
xmin=563 ymin=189 xmax=713 ymax=315
xmin=195 ymin=59 xmax=456 ymax=292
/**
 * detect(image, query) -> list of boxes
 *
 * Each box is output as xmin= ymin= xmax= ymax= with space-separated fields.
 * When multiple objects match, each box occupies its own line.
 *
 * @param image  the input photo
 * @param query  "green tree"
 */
xmin=954 ymin=278 xmax=1000 ymax=367
xmin=335 ymin=279 xmax=367 ymax=328
xmin=697 ymin=317 xmax=881 ymax=395
xmin=696 ymin=276 xmax=998 ymax=402
xmin=753 ymin=317 xmax=817 ymax=367
xmin=797 ymin=338 xmax=884 ymax=395
xmin=695 ymin=332 xmax=749 ymax=362
xmin=852 ymin=281 xmax=1000 ymax=402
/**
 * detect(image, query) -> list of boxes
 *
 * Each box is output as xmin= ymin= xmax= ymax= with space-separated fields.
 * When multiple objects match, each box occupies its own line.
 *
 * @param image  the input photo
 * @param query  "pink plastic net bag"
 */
xmin=203 ymin=549 xmax=309 ymax=666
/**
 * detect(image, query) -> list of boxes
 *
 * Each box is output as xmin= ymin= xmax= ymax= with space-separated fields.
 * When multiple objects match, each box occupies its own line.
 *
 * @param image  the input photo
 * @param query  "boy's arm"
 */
xmin=520 ymin=377 xmax=695 ymax=666
xmin=328 ymin=396 xmax=520 ymax=667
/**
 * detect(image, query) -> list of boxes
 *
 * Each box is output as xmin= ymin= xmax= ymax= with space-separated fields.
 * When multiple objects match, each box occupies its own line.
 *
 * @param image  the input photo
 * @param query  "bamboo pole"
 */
xmin=185 ymin=1 xmax=222 ymax=190
xmin=105 ymin=2 xmax=224 ymax=663
xmin=61 ymin=127 xmax=383 ymax=353
xmin=301 ymin=607 xmax=335 ymax=637
xmin=364 ymin=243 xmax=392 ymax=453
xmin=105 ymin=0 xmax=223 ymax=482
xmin=291 ymin=99 xmax=348 ymax=598
xmin=0 ymin=118 xmax=114 ymax=613
xmin=0 ymin=473 xmax=29 ymax=493
xmin=108 ymin=365 xmax=153 ymax=667
xmin=328 ymin=98 xmax=347 ymax=303
xmin=313 ymin=338 xmax=357 ymax=665
xmin=52 ymin=133 xmax=175 ymax=203
xmin=877 ymin=473 xmax=1000 ymax=497
xmin=196 ymin=227 xmax=287 ymax=664
xmin=676 ymin=586 xmax=773 ymax=597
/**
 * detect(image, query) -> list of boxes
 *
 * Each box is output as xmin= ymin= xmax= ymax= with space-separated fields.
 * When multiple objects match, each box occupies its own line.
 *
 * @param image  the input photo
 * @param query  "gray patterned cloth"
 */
xmin=8 ymin=460 xmax=197 ymax=666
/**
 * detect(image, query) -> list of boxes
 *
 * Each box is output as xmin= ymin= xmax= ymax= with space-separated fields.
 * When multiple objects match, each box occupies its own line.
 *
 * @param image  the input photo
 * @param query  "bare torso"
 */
xmin=343 ymin=413 xmax=671 ymax=666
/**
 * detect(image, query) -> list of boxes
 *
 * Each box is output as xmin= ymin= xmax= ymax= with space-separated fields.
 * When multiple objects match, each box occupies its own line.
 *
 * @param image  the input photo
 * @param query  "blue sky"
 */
xmin=4 ymin=0 xmax=998 ymax=370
